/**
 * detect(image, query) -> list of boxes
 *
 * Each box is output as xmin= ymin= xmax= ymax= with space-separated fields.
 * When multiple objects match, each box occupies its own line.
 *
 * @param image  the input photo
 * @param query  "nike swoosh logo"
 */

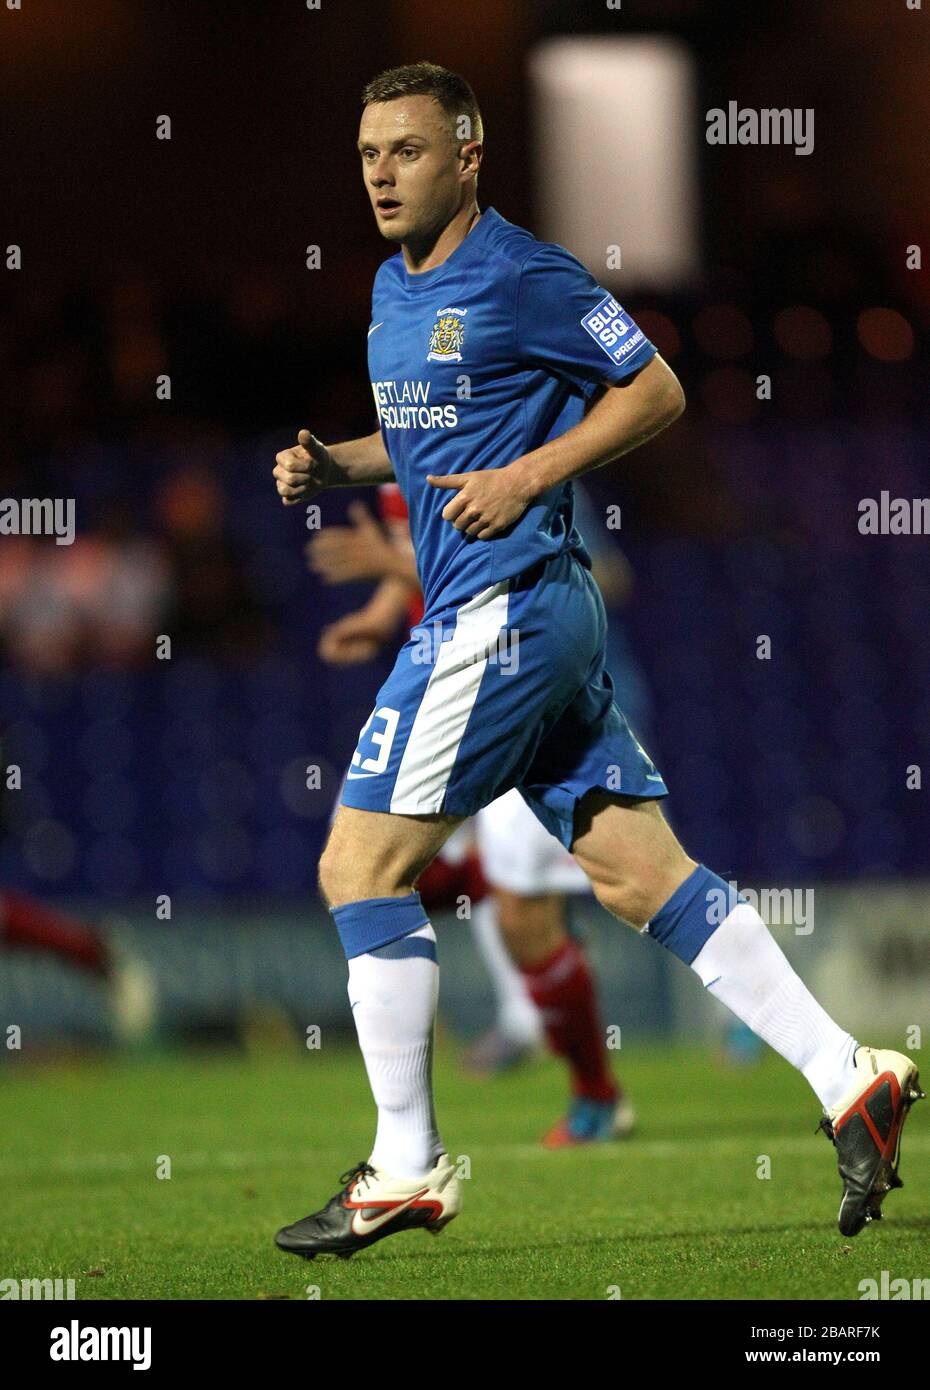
xmin=345 ymin=769 xmax=379 ymax=780
xmin=367 ymin=322 xmax=385 ymax=338
xmin=350 ymin=1187 xmax=430 ymax=1237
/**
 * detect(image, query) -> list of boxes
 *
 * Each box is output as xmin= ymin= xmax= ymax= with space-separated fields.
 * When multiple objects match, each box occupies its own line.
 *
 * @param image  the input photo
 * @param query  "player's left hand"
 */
xmin=426 ymin=466 xmax=532 ymax=539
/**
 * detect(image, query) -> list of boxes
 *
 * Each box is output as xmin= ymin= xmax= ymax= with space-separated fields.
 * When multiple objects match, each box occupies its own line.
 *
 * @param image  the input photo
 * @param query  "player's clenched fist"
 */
xmin=273 ymin=429 xmax=334 ymax=506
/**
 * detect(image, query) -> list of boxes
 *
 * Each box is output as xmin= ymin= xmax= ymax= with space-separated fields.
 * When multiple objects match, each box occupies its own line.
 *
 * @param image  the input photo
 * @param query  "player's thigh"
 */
xmin=319 ymin=804 xmax=463 ymax=907
xmin=570 ymin=791 xmax=696 ymax=928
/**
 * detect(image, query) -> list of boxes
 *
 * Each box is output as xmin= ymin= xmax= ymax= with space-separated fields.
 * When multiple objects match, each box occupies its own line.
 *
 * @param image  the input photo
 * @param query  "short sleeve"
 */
xmin=515 ymin=243 xmax=656 ymax=395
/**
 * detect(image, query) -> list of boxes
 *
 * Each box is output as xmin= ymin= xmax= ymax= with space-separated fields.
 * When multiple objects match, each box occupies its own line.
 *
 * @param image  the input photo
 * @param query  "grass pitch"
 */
xmin=2 ymin=1042 xmax=927 ymax=1300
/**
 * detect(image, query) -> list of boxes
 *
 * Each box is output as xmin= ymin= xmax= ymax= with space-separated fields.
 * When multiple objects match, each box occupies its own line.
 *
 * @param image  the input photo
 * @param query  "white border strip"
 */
xmin=390 ymin=581 xmax=510 ymax=814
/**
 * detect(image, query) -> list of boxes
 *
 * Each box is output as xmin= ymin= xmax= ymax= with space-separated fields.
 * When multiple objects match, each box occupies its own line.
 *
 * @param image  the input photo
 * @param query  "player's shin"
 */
xmin=645 ymin=866 xmax=858 ymax=1109
xmin=469 ymin=897 xmax=542 ymax=1049
xmin=523 ymin=937 xmax=617 ymax=1102
xmin=332 ymin=893 xmax=443 ymax=1180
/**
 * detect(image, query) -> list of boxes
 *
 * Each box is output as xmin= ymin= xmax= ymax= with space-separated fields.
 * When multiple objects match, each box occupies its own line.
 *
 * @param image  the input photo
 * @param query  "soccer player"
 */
xmin=309 ymin=487 xmax=634 ymax=1145
xmin=272 ymin=63 xmax=922 ymax=1258
xmin=0 ymin=893 xmax=157 ymax=1043
xmin=0 ymin=730 xmax=157 ymax=1044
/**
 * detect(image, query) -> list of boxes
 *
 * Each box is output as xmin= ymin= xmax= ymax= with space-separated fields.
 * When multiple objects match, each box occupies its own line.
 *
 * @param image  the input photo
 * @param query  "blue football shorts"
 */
xmin=339 ymin=548 xmax=668 ymax=849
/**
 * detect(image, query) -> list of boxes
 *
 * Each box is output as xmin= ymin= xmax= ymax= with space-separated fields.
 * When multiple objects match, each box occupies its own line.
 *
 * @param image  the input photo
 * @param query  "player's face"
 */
xmin=358 ymin=96 xmax=474 ymax=245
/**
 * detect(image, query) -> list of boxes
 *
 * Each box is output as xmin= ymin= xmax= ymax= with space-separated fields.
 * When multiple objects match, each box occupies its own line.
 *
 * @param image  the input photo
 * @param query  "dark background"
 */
xmin=1 ymin=0 xmax=928 ymax=901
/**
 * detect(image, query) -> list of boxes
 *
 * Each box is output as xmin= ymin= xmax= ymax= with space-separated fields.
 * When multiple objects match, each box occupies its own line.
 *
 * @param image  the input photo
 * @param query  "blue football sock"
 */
xmin=645 ymin=865 xmax=741 ymax=964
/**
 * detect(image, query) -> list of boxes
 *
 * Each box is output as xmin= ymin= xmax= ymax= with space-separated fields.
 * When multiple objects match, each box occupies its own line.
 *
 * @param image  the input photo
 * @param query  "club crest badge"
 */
xmin=427 ymin=306 xmax=467 ymax=363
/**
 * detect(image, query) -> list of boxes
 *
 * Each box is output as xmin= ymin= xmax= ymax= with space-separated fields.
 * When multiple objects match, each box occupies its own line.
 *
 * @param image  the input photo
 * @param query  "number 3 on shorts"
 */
xmin=349 ymin=706 xmax=400 ymax=777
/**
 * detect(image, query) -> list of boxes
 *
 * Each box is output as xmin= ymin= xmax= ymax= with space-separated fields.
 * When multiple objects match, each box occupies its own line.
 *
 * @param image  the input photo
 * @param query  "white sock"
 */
xmin=347 ymin=922 xmax=443 ymax=1179
xmin=469 ymin=897 xmax=543 ymax=1046
xmin=691 ymin=902 xmax=859 ymax=1110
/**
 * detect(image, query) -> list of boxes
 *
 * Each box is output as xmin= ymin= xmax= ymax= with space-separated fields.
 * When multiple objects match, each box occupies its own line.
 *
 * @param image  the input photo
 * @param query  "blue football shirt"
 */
xmin=367 ymin=206 xmax=656 ymax=616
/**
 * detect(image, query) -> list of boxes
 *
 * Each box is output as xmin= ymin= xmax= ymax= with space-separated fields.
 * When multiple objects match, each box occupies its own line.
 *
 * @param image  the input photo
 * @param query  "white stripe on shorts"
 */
xmin=389 ymin=581 xmax=511 ymax=815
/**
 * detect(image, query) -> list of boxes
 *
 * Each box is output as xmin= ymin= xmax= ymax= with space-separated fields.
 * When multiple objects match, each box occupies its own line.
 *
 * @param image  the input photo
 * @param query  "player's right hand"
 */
xmin=317 ymin=609 xmax=393 ymax=666
xmin=273 ymin=429 xmax=334 ymax=506
xmin=305 ymin=502 xmax=398 ymax=584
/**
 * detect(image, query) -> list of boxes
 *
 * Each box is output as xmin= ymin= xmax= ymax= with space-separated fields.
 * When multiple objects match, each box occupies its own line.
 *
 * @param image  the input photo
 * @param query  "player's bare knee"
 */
xmin=320 ymin=829 xmax=425 ymax=907
xmin=585 ymin=851 xmax=688 ymax=927
xmin=317 ymin=843 xmax=347 ymax=907
xmin=588 ymin=872 xmax=651 ymax=930
xmin=591 ymin=851 xmax=698 ymax=929
xmin=494 ymin=890 xmax=527 ymax=940
xmin=496 ymin=891 xmax=567 ymax=964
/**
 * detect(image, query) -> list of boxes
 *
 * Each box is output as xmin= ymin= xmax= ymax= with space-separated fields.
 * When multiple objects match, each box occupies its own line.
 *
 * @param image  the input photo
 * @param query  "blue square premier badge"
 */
xmin=581 ymin=294 xmax=645 ymax=364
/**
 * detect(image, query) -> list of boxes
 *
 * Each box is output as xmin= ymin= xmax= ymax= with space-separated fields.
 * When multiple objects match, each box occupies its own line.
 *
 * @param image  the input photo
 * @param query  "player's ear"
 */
xmin=459 ymin=140 xmax=483 ymax=180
